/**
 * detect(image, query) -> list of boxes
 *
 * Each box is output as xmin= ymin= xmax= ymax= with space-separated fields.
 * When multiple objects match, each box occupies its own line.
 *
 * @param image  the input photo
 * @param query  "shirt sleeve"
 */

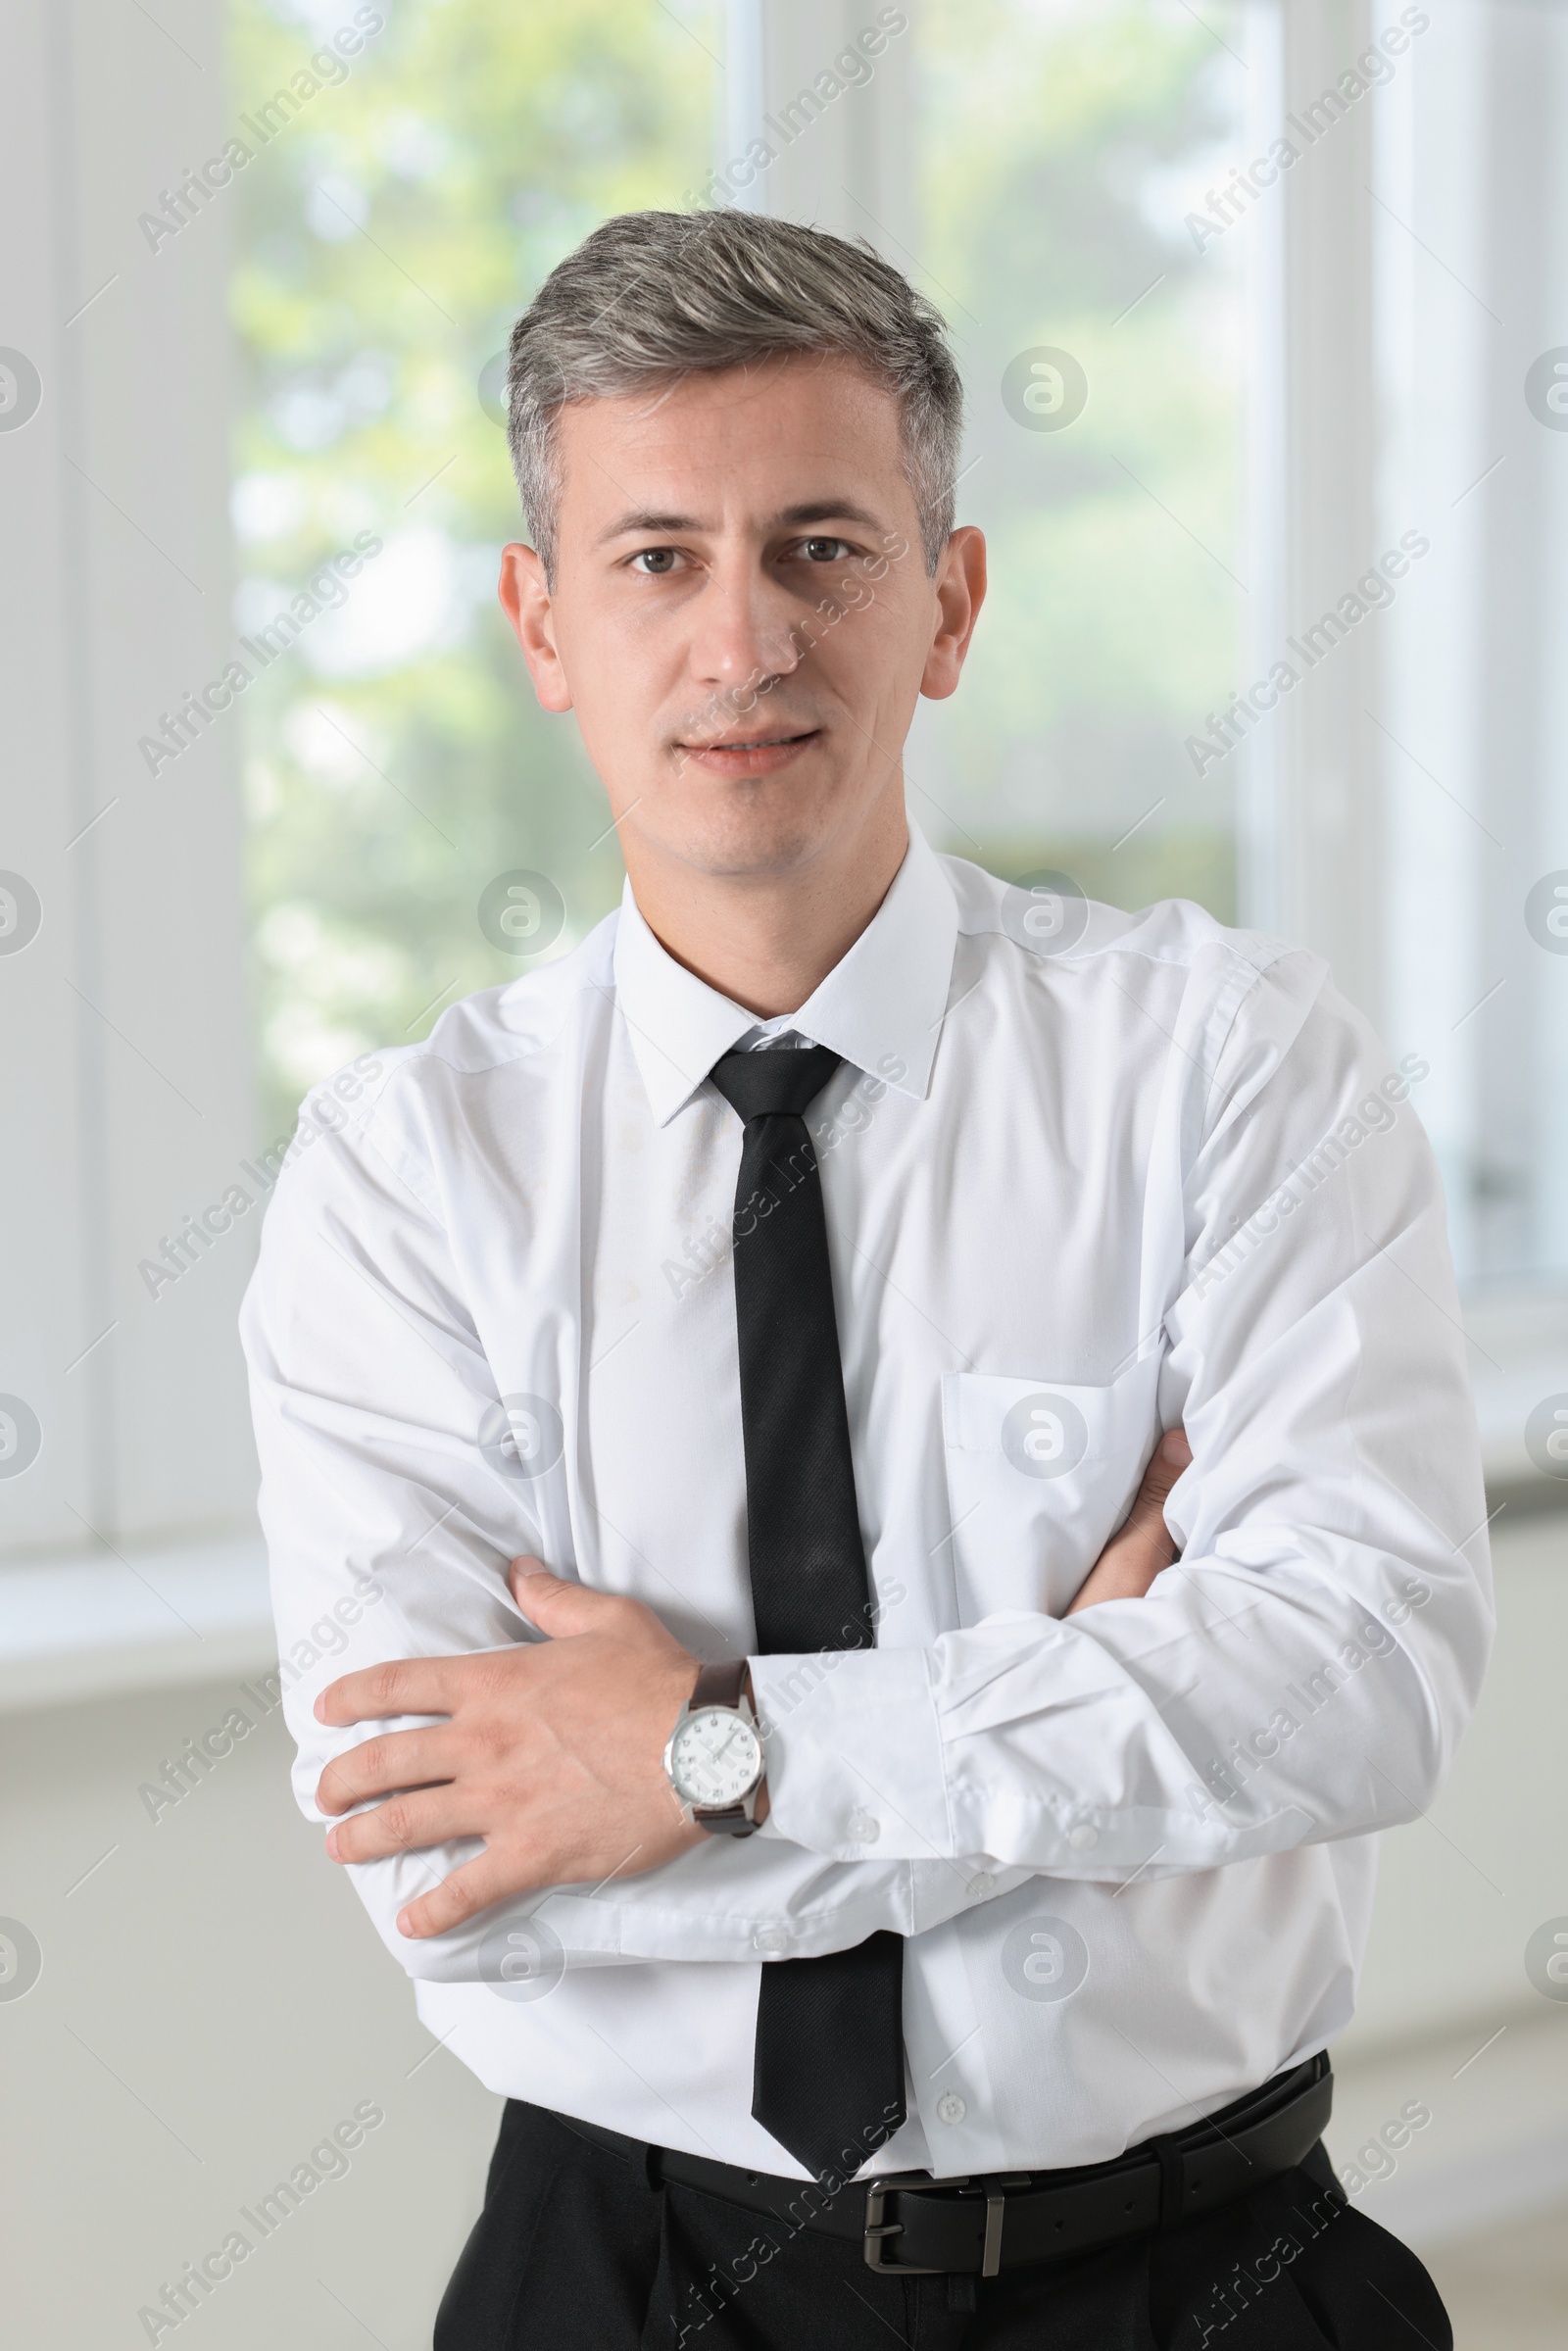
xmin=751 ymin=952 xmax=1495 ymax=1881
xmin=240 ymin=1074 xmax=1000 ymax=1982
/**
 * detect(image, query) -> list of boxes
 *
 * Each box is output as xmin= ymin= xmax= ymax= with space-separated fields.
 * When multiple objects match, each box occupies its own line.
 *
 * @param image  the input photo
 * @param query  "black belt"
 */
xmin=563 ymin=2050 xmax=1333 ymax=2278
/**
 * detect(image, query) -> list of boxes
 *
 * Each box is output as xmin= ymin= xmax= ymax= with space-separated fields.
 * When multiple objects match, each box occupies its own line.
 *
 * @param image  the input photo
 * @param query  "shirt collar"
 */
xmin=612 ymin=821 xmax=959 ymax=1127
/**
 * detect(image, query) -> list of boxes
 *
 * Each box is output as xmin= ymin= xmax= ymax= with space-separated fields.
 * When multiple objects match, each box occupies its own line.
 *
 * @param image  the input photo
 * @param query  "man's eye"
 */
xmin=630 ymin=548 xmax=680 ymax=575
xmin=796 ymin=537 xmax=852 ymax=563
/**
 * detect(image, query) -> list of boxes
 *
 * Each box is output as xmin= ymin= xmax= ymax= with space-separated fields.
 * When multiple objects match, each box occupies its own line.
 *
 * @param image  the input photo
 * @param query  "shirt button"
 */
xmin=1068 ymin=1825 xmax=1099 ymax=1850
xmin=968 ymin=1872 xmax=995 ymax=1897
xmin=754 ymin=1927 xmax=789 ymax=1954
xmin=936 ymin=2092 xmax=967 ymax=2125
xmin=847 ymin=1809 xmax=880 ymax=1843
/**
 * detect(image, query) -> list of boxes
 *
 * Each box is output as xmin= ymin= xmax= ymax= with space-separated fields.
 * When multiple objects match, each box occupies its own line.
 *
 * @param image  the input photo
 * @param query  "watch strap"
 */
xmin=692 ymin=1658 xmax=749 ymax=1708
xmin=695 ymin=1803 xmax=757 ymax=1837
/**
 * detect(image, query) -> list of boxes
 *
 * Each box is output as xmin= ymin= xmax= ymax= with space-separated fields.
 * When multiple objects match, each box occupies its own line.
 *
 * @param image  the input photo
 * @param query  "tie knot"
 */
xmin=709 ymin=1043 xmax=843 ymax=1124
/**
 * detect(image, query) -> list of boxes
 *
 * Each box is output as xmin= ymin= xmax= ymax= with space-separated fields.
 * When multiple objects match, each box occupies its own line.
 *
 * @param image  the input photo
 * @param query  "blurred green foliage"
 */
xmin=232 ymin=0 xmax=1245 ymax=1138
xmin=231 ymin=0 xmax=721 ymax=1134
xmin=917 ymin=0 xmax=1246 ymax=904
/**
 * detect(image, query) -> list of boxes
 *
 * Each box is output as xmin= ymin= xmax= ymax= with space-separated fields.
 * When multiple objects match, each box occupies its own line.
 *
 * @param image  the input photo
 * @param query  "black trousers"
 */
xmin=435 ymin=2097 xmax=1452 ymax=2350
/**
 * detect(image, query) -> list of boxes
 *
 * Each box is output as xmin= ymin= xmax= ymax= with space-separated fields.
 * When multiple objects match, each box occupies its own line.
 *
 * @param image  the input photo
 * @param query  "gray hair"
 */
xmin=505 ymin=209 xmax=963 ymax=586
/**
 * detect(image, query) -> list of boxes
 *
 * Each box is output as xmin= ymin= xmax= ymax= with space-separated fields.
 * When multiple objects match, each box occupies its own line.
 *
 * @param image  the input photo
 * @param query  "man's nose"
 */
xmin=687 ymin=551 xmax=804 ymax=696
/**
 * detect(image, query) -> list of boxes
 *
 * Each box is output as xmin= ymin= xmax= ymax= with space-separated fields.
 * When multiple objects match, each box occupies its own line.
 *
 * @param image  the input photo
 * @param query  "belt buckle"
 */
xmin=862 ymin=2172 xmax=972 ymax=2277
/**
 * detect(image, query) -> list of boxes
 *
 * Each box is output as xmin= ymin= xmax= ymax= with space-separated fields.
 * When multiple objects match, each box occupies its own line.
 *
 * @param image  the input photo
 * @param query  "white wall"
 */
xmin=0 ymin=1676 xmax=498 ymax=2351
xmin=1346 ymin=1514 xmax=1568 ymax=2051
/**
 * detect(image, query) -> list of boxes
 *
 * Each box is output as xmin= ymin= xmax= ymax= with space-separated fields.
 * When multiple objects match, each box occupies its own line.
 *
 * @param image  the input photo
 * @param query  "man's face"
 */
xmin=499 ymin=354 xmax=983 ymax=886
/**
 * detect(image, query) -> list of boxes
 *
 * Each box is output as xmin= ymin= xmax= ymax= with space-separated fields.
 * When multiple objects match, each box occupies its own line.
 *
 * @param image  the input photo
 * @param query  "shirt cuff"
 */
xmin=748 ymin=1645 xmax=952 ymax=1861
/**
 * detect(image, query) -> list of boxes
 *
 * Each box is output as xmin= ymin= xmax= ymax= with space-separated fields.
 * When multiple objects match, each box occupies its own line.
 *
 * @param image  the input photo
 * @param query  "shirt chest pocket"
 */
xmin=939 ymin=1361 xmax=1162 ymax=1622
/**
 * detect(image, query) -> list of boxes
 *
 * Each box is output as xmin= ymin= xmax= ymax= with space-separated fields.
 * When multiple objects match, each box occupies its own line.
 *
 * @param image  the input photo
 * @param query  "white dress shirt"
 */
xmin=240 ymin=821 xmax=1493 ymax=2181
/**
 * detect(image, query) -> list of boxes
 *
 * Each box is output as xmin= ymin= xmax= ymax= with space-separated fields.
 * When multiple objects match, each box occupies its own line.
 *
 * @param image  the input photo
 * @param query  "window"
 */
xmin=1373 ymin=0 xmax=1568 ymax=1301
xmin=912 ymin=0 xmax=1251 ymax=922
xmin=231 ymin=0 xmax=721 ymax=1138
xmin=9 ymin=0 xmax=1566 ymax=1595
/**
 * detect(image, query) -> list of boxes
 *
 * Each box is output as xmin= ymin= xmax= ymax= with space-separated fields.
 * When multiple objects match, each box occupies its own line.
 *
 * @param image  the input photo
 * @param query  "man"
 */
xmin=241 ymin=209 xmax=1490 ymax=2348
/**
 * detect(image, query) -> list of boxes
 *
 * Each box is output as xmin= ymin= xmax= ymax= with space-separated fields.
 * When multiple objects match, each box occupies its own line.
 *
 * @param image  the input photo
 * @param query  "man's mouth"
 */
xmin=676 ymin=728 xmax=820 ymax=776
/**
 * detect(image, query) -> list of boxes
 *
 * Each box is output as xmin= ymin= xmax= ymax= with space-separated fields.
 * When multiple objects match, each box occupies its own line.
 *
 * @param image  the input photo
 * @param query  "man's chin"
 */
xmin=670 ymin=826 xmax=837 ymax=885
xmin=640 ymin=807 xmax=846 ymax=886
xmin=618 ymin=762 xmax=854 ymax=882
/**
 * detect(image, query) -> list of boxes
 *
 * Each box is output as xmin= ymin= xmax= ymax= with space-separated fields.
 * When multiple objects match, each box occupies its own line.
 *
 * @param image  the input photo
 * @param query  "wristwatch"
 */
xmin=662 ymin=1660 xmax=766 ymax=1837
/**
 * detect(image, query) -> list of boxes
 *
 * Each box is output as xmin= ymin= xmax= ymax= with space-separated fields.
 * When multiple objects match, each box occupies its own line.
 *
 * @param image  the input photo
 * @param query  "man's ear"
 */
xmin=919 ymin=524 xmax=987 ymax=702
xmin=499 ymin=542 xmax=573 ymax=713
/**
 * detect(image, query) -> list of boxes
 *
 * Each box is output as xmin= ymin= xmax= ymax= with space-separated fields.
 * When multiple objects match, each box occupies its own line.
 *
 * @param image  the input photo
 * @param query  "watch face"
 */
xmin=669 ymin=1707 xmax=762 ymax=1809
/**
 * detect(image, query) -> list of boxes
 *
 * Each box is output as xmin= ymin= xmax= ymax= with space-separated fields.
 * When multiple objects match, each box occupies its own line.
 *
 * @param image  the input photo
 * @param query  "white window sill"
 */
xmin=1464 ymin=1284 xmax=1568 ymax=1518
xmin=0 ymin=1530 xmax=274 ymax=1714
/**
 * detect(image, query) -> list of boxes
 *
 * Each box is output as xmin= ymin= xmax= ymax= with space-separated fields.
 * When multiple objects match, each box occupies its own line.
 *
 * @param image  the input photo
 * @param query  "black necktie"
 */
xmin=708 ymin=1042 xmax=906 ymax=2186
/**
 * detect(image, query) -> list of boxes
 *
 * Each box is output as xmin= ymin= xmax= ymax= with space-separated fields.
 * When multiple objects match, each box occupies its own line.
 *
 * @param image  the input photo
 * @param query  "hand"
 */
xmin=1065 ymin=1428 xmax=1192 ymax=1615
xmin=314 ymin=1562 xmax=705 ymax=1940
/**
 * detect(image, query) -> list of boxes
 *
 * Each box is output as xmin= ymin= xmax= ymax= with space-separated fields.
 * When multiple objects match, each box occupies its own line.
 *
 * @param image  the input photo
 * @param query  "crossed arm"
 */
xmin=314 ymin=1429 xmax=1193 ymax=1942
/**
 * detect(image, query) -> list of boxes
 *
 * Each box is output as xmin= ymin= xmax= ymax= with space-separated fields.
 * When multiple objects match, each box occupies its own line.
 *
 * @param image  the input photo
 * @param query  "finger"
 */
xmin=1067 ymin=1509 xmax=1177 ymax=1606
xmin=1065 ymin=1439 xmax=1190 ymax=1619
xmin=1112 ymin=1490 xmax=1182 ymax=1568
xmin=1118 ymin=1430 xmax=1193 ymax=1532
xmin=1138 ymin=1427 xmax=1193 ymax=1501
xmin=396 ymin=1851 xmax=535 ymax=1941
xmin=1065 ymin=1524 xmax=1177 ymax=1615
xmin=316 ymin=1727 xmax=455 ymax=1817
xmin=316 ymin=1656 xmax=463 ymax=1728
xmin=1155 ymin=1426 xmax=1193 ymax=1475
xmin=508 ymin=1561 xmax=645 ymax=1639
xmin=324 ymin=1786 xmax=472 ymax=1866
xmin=1125 ymin=1514 xmax=1179 ymax=1577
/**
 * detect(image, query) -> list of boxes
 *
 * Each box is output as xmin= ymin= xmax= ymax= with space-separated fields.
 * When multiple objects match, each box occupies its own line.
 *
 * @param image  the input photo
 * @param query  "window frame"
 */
xmin=3 ymin=0 xmax=261 ymax=1587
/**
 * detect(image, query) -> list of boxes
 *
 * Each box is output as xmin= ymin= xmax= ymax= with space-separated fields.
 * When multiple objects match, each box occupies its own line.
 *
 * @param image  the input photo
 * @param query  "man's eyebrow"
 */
xmin=773 ymin=499 xmax=885 ymax=532
xmin=597 ymin=510 xmax=702 ymax=545
xmin=595 ymin=498 xmax=886 ymax=547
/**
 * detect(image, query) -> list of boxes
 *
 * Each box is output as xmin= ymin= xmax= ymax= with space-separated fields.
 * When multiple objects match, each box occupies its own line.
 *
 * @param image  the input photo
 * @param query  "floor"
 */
xmin=1425 ymin=2201 xmax=1568 ymax=2351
